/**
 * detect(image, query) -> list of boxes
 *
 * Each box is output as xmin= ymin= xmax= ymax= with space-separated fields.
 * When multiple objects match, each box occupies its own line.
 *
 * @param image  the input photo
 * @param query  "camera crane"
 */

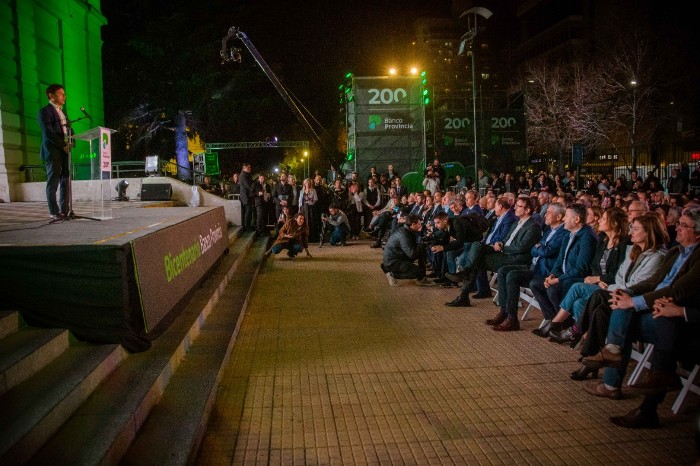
xmin=221 ymin=26 xmax=328 ymax=150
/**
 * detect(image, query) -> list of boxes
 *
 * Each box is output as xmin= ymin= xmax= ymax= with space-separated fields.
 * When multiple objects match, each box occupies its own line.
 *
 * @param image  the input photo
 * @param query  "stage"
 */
xmin=0 ymin=202 xmax=229 ymax=352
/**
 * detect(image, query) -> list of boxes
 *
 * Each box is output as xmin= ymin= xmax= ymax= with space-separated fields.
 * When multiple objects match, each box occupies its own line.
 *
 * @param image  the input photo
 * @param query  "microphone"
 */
xmin=80 ymin=107 xmax=93 ymax=121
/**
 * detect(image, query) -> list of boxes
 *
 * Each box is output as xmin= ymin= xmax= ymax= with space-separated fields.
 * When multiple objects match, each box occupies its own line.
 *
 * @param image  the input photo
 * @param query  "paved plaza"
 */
xmin=197 ymin=238 xmax=700 ymax=465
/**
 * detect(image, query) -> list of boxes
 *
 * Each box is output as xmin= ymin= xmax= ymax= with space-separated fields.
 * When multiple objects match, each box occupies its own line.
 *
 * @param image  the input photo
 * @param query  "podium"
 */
xmin=74 ymin=126 xmax=117 ymax=220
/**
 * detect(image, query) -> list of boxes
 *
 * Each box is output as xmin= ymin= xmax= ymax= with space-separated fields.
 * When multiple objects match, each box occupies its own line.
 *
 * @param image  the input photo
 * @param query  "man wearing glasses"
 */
xmin=445 ymin=196 xmax=542 ymax=307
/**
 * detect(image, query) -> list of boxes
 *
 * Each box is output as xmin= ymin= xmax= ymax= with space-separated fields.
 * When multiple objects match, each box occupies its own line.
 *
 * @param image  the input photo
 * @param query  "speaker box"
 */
xmin=141 ymin=183 xmax=172 ymax=201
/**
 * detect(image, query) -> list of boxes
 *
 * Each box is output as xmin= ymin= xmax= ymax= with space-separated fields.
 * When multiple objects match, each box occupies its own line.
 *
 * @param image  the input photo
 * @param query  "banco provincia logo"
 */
xmin=368 ymin=115 xmax=382 ymax=130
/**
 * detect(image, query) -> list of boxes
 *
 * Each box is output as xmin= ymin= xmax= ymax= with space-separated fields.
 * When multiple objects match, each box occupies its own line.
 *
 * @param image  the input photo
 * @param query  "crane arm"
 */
xmin=221 ymin=26 xmax=325 ymax=148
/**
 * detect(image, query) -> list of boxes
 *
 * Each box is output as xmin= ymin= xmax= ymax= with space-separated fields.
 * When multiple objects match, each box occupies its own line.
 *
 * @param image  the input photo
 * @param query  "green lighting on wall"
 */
xmin=2 ymin=0 xmax=106 ymax=187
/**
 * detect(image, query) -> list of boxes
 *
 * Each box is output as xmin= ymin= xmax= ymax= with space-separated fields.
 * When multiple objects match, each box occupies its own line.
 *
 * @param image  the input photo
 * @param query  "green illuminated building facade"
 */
xmin=0 ymin=0 xmax=105 ymax=202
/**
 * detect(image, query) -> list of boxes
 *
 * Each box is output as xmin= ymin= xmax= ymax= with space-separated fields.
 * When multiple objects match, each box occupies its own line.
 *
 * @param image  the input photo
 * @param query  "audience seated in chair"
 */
xmin=529 ymin=203 xmax=599 ymax=337
xmin=486 ymin=201 xmax=567 ymax=331
xmin=577 ymin=206 xmax=700 ymax=400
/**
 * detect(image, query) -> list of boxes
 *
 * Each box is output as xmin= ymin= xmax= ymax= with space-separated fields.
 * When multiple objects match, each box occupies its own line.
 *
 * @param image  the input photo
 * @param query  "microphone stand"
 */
xmin=63 ymin=114 xmax=99 ymax=221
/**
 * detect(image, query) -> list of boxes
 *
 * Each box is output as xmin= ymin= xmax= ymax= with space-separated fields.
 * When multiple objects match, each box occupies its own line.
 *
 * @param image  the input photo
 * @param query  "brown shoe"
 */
xmin=583 ymin=381 xmax=621 ymax=400
xmin=609 ymin=407 xmax=659 ymax=429
xmin=493 ymin=317 xmax=520 ymax=332
xmin=581 ymin=347 xmax=623 ymax=369
xmin=486 ymin=313 xmax=507 ymax=326
xmin=626 ymin=370 xmax=681 ymax=395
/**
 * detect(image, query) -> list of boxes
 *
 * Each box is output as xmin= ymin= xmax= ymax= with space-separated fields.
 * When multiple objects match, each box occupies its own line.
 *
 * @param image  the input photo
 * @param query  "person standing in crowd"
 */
xmin=362 ymin=177 xmax=383 ymax=231
xmin=666 ymin=168 xmax=684 ymax=195
xmin=428 ymin=158 xmax=446 ymax=190
xmin=38 ymin=83 xmax=71 ymax=222
xmin=239 ymin=163 xmax=254 ymax=230
xmin=273 ymin=173 xmax=293 ymax=220
xmin=228 ymin=172 xmax=240 ymax=198
xmin=299 ymin=178 xmax=319 ymax=242
xmin=422 ymin=167 xmax=440 ymax=195
xmin=252 ymin=172 xmax=271 ymax=237
xmin=387 ymin=164 xmax=399 ymax=181
xmin=347 ymin=181 xmax=364 ymax=239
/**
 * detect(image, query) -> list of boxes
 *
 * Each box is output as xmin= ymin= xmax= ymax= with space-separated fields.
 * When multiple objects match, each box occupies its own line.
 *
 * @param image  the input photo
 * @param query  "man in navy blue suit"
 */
xmin=38 ymin=83 xmax=71 ymax=222
xmin=530 ymin=203 xmax=598 ymax=337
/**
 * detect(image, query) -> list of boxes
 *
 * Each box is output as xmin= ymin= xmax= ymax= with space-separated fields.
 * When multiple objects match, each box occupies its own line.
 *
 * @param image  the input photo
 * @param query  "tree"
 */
xmin=523 ymin=59 xmax=594 ymax=173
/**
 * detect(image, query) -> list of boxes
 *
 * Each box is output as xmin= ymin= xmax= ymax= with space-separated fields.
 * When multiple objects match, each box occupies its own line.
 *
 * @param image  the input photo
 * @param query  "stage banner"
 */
xmin=100 ymin=127 xmax=111 ymax=173
xmin=435 ymin=110 xmax=525 ymax=163
xmin=351 ymin=76 xmax=425 ymax=178
xmin=130 ymin=207 xmax=228 ymax=332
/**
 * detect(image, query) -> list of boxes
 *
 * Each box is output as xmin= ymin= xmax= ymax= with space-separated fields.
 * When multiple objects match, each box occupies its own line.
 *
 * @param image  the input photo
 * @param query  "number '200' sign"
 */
xmin=367 ymin=88 xmax=408 ymax=105
xmin=443 ymin=116 xmax=519 ymax=130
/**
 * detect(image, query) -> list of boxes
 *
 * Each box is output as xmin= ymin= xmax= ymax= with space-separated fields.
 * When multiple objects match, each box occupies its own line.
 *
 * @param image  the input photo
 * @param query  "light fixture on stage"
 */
xmin=145 ymin=155 xmax=159 ymax=176
xmin=115 ymin=179 xmax=129 ymax=201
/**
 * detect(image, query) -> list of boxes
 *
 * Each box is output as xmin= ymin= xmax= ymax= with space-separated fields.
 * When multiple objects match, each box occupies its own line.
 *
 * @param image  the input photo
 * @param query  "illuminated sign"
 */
xmin=131 ymin=207 xmax=228 ymax=332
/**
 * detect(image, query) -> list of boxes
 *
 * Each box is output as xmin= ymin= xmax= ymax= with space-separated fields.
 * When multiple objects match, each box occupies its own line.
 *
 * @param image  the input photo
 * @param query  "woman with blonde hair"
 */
xmin=299 ymin=178 xmax=319 ymax=241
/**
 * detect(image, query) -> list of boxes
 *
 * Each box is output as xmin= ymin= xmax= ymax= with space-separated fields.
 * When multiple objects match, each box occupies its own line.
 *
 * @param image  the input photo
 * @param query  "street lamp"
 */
xmin=459 ymin=6 xmax=493 ymax=185
xmin=303 ymin=150 xmax=309 ymax=179
xmin=630 ymin=79 xmax=638 ymax=171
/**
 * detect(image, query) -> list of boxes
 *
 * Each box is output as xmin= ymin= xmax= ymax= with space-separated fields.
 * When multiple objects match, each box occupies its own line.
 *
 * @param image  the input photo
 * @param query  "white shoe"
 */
xmin=386 ymin=272 xmax=397 ymax=286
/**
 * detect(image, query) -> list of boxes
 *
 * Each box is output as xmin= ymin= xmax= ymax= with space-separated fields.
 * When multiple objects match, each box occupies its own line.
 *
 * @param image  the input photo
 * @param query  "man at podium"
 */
xmin=38 ymin=83 xmax=71 ymax=222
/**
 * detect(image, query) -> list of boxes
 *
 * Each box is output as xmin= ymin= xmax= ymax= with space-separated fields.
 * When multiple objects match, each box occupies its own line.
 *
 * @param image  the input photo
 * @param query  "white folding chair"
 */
xmin=628 ymin=342 xmax=654 ymax=385
xmin=518 ymin=287 xmax=542 ymax=322
xmin=672 ymin=364 xmax=700 ymax=415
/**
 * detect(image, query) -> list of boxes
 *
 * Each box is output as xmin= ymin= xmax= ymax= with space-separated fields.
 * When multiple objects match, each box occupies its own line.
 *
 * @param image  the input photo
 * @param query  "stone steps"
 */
xmin=0 ymin=226 xmax=268 ymax=465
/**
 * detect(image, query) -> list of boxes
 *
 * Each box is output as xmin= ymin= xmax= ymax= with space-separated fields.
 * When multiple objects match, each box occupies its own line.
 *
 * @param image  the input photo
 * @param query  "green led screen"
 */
xmin=348 ymin=76 xmax=425 ymax=178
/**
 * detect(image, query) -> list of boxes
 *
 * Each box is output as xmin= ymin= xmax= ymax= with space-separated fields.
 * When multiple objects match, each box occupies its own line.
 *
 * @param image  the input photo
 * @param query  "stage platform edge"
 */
xmin=0 ymin=206 xmax=229 ymax=352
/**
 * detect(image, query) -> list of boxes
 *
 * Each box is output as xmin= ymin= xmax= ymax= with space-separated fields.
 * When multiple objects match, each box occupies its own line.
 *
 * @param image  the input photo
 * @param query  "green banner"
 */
xmin=204 ymin=152 xmax=220 ymax=175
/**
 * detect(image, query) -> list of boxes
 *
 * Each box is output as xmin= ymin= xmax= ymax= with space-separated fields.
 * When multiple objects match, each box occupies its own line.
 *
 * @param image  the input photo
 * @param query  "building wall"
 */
xmin=0 ymin=0 xmax=105 ymax=202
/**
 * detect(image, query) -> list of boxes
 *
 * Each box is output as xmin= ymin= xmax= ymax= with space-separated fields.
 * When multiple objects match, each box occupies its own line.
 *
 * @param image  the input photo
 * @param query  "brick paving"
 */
xmin=197 ymin=238 xmax=700 ymax=465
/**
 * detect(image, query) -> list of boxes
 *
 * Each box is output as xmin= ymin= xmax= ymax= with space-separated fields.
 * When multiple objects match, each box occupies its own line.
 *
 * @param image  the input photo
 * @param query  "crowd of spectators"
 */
xmin=223 ymin=159 xmax=700 ymax=432
xmin=362 ymin=161 xmax=700 ymax=434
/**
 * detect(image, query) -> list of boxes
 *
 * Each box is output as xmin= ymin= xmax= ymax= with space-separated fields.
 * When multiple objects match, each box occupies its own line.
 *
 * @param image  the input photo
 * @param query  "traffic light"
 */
xmin=346 ymin=151 xmax=354 ymax=161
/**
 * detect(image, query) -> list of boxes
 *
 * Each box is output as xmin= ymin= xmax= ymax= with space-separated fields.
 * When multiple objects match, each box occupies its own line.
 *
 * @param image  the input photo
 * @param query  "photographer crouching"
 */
xmin=381 ymin=213 xmax=434 ymax=286
xmin=265 ymin=212 xmax=311 ymax=259
xmin=322 ymin=204 xmax=351 ymax=246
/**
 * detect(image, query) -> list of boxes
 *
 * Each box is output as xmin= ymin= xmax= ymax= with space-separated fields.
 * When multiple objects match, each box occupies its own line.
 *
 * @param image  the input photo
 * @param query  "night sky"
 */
xmin=98 ymin=0 xmax=700 ymax=173
xmin=100 ymin=0 xmax=452 ymax=171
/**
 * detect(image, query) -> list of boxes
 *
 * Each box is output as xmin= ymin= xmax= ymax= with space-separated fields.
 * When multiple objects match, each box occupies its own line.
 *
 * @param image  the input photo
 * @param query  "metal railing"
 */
xmin=17 ymin=160 xmax=208 ymax=185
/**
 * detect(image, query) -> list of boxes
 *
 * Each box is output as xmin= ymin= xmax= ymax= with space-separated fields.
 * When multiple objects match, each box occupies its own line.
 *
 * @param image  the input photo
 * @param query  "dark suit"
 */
xmin=38 ymin=104 xmax=69 ymax=216
xmin=530 ymin=224 xmax=598 ymax=320
xmin=531 ymin=224 xmax=569 ymax=277
xmin=457 ymin=216 xmax=542 ymax=300
xmin=486 ymin=216 xmax=542 ymax=269
xmin=472 ymin=209 xmax=517 ymax=294
xmin=394 ymin=185 xmax=407 ymax=199
xmin=252 ymin=180 xmax=271 ymax=235
xmin=496 ymin=223 xmax=568 ymax=319
xmin=239 ymin=169 xmax=254 ymax=229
